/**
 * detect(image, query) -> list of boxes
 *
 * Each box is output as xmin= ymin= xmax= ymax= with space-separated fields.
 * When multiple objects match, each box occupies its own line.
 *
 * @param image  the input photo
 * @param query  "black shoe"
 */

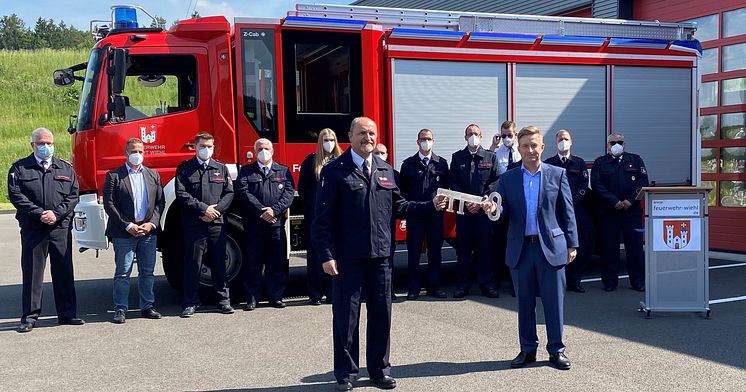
xmin=632 ymin=285 xmax=645 ymax=292
xmin=482 ymin=287 xmax=500 ymax=298
xmin=141 ymin=308 xmax=162 ymax=319
xmin=370 ymin=375 xmax=397 ymax=389
xmin=244 ymin=298 xmax=257 ymax=311
xmin=324 ymin=296 xmax=333 ymax=304
xmin=406 ymin=291 xmax=419 ymax=300
xmin=510 ymin=351 xmax=537 ymax=368
xmin=336 ymin=381 xmax=353 ymax=391
xmin=453 ymin=288 xmax=469 ymax=298
xmin=269 ymin=300 xmax=286 ymax=309
xmin=549 ymin=352 xmax=571 ymax=370
xmin=58 ymin=317 xmax=85 ymax=325
xmin=509 ymin=286 xmax=516 ymax=297
xmin=427 ymin=289 xmax=447 ymax=299
xmin=17 ymin=322 xmax=34 ymax=333
xmin=219 ymin=304 xmax=235 ymax=314
xmin=309 ymin=298 xmax=322 ymax=306
xmin=180 ymin=306 xmax=196 ymax=318
xmin=603 ymin=285 xmax=616 ymax=292
xmin=391 ymin=293 xmax=398 ymax=302
xmin=567 ymin=284 xmax=586 ymax=293
xmin=113 ymin=309 xmax=126 ymax=324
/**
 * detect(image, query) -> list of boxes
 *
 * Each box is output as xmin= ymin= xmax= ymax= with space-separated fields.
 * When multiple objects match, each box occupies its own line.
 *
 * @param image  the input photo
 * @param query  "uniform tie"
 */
xmin=263 ymin=166 xmax=269 ymax=176
xmin=423 ymin=157 xmax=429 ymax=166
xmin=41 ymin=160 xmax=48 ymax=171
xmin=561 ymin=156 xmax=567 ymax=164
xmin=362 ymin=160 xmax=370 ymax=177
xmin=202 ymin=162 xmax=208 ymax=170
xmin=508 ymin=151 xmax=514 ymax=164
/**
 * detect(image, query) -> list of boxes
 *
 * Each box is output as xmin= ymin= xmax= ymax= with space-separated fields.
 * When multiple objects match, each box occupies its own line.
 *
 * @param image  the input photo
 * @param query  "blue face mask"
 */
xmin=36 ymin=144 xmax=54 ymax=159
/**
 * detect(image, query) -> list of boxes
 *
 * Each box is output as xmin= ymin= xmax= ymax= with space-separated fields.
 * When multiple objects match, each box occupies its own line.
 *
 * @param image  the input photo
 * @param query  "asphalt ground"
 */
xmin=1 ymin=213 xmax=745 ymax=391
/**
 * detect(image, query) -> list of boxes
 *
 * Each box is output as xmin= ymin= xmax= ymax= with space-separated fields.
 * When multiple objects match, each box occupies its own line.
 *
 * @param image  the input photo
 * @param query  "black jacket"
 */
xmin=103 ymin=164 xmax=165 ymax=238
xmin=8 ymin=154 xmax=78 ymax=229
xmin=399 ymin=152 xmax=449 ymax=203
xmin=235 ymin=161 xmax=295 ymax=227
xmin=449 ymin=146 xmax=499 ymax=196
xmin=174 ymin=157 xmax=234 ymax=226
xmin=544 ymin=154 xmax=591 ymax=207
xmin=591 ymin=152 xmax=649 ymax=211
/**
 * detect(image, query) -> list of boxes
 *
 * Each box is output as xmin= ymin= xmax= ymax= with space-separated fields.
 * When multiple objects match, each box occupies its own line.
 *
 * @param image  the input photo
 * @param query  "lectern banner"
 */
xmin=652 ymin=218 xmax=702 ymax=251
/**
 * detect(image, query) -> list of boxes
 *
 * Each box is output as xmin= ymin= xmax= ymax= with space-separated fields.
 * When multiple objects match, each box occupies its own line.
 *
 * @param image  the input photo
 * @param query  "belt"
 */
xmin=134 ymin=220 xmax=146 ymax=225
xmin=524 ymin=235 xmax=540 ymax=243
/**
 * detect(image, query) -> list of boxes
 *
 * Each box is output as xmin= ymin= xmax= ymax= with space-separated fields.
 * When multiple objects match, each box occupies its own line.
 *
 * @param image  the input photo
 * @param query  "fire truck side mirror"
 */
xmin=111 ymin=96 xmax=126 ymax=118
xmin=53 ymin=69 xmax=75 ymax=87
xmin=111 ymin=49 xmax=127 ymax=94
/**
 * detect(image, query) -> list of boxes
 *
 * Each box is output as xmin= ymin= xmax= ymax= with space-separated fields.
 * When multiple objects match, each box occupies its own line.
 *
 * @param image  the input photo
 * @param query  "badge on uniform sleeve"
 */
xmin=641 ymin=166 xmax=646 ymax=174
xmin=632 ymin=176 xmax=636 ymax=181
xmin=582 ymin=171 xmax=588 ymax=179
xmin=278 ymin=183 xmax=284 ymax=190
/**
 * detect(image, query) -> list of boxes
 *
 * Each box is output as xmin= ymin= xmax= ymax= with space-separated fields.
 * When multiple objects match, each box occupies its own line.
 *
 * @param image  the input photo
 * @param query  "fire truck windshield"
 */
xmin=77 ymin=48 xmax=102 ymax=132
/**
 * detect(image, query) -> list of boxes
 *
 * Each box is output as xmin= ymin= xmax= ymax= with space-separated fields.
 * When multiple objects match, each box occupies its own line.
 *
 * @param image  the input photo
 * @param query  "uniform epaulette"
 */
xmin=55 ymin=157 xmax=73 ymax=166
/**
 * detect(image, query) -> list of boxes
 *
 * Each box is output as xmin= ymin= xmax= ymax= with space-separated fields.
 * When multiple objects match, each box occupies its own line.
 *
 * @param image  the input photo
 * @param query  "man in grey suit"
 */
xmin=489 ymin=126 xmax=578 ymax=370
xmin=103 ymin=138 xmax=165 ymax=324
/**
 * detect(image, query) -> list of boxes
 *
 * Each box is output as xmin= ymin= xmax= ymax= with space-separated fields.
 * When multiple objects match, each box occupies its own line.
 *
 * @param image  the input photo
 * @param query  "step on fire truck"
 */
xmin=54 ymin=4 xmax=701 ymax=290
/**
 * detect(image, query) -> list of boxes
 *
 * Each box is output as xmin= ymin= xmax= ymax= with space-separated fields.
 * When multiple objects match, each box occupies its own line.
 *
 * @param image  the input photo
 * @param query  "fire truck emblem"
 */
xmin=141 ymin=125 xmax=157 ymax=143
xmin=663 ymin=220 xmax=690 ymax=250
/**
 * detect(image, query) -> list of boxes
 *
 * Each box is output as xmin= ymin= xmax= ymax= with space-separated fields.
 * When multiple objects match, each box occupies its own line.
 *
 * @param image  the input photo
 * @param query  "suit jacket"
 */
xmin=103 ymin=164 xmax=165 ymax=238
xmin=495 ymin=162 xmax=579 ymax=268
xmin=235 ymin=161 xmax=295 ymax=227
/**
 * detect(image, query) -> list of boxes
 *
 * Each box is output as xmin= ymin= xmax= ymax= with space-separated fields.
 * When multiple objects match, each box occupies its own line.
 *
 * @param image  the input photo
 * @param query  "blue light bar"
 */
xmin=608 ymin=38 xmax=670 ymax=49
xmin=283 ymin=16 xmax=366 ymax=30
xmin=389 ymin=28 xmax=465 ymax=41
xmin=113 ymin=6 xmax=138 ymax=29
xmin=468 ymin=32 xmax=538 ymax=44
xmin=671 ymin=40 xmax=702 ymax=54
xmin=541 ymin=35 xmax=607 ymax=47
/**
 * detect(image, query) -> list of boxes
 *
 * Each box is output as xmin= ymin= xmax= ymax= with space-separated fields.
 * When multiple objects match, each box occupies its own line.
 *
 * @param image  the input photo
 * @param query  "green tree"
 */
xmin=150 ymin=16 xmax=167 ymax=29
xmin=0 ymin=14 xmax=34 ymax=49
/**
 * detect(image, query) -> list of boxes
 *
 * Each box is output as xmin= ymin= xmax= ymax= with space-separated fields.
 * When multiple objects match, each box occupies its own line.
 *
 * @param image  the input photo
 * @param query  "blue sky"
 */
xmin=3 ymin=0 xmax=355 ymax=30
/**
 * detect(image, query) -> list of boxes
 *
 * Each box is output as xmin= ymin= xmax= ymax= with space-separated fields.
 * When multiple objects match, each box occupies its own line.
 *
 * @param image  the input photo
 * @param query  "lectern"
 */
xmin=636 ymin=186 xmax=711 ymax=319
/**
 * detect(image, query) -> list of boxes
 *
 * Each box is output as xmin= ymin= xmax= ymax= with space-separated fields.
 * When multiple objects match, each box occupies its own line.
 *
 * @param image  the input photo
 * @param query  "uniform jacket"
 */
xmin=495 ymin=163 xmax=579 ymax=268
xmin=449 ymin=146 xmax=499 ymax=196
xmin=591 ymin=152 xmax=649 ymax=211
xmin=544 ymin=154 xmax=591 ymax=207
xmin=298 ymin=153 xmax=319 ymax=215
xmin=103 ymin=164 xmax=165 ymax=238
xmin=235 ymin=161 xmax=295 ymax=227
xmin=8 ymin=154 xmax=79 ymax=229
xmin=174 ymin=157 xmax=234 ymax=226
xmin=312 ymin=148 xmax=434 ymax=262
xmin=399 ymin=152 xmax=449 ymax=203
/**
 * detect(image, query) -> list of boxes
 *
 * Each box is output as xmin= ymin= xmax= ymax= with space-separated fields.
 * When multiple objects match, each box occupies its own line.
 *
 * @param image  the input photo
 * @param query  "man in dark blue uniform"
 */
xmin=175 ymin=131 xmax=235 ymax=317
xmin=544 ymin=129 xmax=594 ymax=293
xmin=591 ymin=133 xmax=649 ymax=292
xmin=236 ymin=138 xmax=295 ymax=310
xmin=312 ymin=117 xmax=446 ymax=391
xmin=449 ymin=124 xmax=500 ymax=298
xmin=399 ymin=128 xmax=449 ymax=300
xmin=8 ymin=128 xmax=83 ymax=333
xmin=373 ymin=143 xmax=400 ymax=302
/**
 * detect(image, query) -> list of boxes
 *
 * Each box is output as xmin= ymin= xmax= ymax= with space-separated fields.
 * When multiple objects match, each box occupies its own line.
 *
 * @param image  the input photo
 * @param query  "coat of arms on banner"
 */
xmin=663 ymin=220 xmax=690 ymax=250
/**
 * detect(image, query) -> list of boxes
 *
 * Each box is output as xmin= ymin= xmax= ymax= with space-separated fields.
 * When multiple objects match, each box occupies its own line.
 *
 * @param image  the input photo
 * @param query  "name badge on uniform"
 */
xmin=55 ymin=175 xmax=70 ymax=181
xmin=478 ymin=163 xmax=492 ymax=168
xmin=377 ymin=176 xmax=394 ymax=187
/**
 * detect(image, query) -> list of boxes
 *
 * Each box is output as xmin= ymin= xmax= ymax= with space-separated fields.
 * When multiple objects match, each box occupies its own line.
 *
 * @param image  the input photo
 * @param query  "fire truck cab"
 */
xmin=55 ymin=4 xmax=701 ymax=290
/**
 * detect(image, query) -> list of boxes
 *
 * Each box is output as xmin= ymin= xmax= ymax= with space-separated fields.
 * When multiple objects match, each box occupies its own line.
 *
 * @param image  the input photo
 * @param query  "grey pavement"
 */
xmin=1 ymin=213 xmax=745 ymax=391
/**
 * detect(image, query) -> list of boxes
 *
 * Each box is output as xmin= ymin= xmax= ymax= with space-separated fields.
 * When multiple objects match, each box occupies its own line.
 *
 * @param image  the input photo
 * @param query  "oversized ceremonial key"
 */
xmin=436 ymin=188 xmax=502 ymax=221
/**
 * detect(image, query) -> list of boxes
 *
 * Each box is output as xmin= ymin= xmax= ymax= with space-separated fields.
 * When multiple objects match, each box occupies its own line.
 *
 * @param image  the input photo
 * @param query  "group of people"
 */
xmin=9 ymin=119 xmax=648 ymax=390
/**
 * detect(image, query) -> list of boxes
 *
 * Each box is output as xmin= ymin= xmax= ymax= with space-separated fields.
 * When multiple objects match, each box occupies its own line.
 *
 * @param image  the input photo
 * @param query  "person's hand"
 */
xmin=481 ymin=201 xmax=497 ymax=213
xmin=138 ymin=223 xmax=154 ymax=235
xmin=127 ymin=224 xmax=141 ymax=236
xmin=621 ymin=200 xmax=632 ymax=209
xmin=568 ymin=247 xmax=577 ymax=263
xmin=466 ymin=201 xmax=482 ymax=214
xmin=614 ymin=201 xmax=624 ymax=210
xmin=205 ymin=204 xmax=220 ymax=220
xmin=490 ymin=134 xmax=500 ymax=150
xmin=260 ymin=207 xmax=277 ymax=223
xmin=200 ymin=215 xmax=213 ymax=223
xmin=322 ymin=259 xmax=339 ymax=276
xmin=433 ymin=194 xmax=447 ymax=211
xmin=40 ymin=210 xmax=57 ymax=225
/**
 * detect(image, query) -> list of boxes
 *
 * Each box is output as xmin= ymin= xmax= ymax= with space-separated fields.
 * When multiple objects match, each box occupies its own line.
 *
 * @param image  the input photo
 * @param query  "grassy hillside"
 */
xmin=0 ymin=48 xmax=89 ymax=203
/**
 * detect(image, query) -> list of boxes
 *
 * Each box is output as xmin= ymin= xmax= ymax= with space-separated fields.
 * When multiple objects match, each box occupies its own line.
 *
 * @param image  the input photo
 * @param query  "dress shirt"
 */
xmin=496 ymin=144 xmax=521 ymax=175
xmin=521 ymin=165 xmax=541 ymax=236
xmin=350 ymin=149 xmax=373 ymax=177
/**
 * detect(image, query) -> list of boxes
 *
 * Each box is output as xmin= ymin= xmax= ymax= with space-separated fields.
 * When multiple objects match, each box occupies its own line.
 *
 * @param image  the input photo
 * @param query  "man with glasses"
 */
xmin=591 ymin=133 xmax=649 ymax=292
xmin=8 ymin=128 xmax=82 ymax=333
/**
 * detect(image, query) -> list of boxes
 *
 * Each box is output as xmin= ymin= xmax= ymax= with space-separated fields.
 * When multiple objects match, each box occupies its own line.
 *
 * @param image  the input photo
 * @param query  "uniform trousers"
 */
xmin=182 ymin=224 xmax=230 ymax=307
xmin=243 ymin=221 xmax=287 ymax=302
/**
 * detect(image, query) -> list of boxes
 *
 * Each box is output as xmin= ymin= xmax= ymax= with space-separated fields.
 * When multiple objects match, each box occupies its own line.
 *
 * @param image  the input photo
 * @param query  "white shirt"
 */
xmin=495 ymin=144 xmax=521 ymax=175
xmin=258 ymin=161 xmax=273 ymax=175
xmin=197 ymin=157 xmax=210 ymax=168
xmin=418 ymin=151 xmax=432 ymax=161
xmin=350 ymin=149 xmax=372 ymax=176
xmin=36 ymin=156 xmax=51 ymax=170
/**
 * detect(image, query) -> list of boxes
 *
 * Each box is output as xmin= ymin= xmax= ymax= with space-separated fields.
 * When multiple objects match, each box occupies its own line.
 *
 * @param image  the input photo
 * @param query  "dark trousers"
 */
xmin=305 ymin=216 xmax=331 ymax=301
xmin=332 ymin=257 xmax=392 ymax=384
xmin=491 ymin=217 xmax=513 ymax=289
xmin=20 ymin=226 xmax=77 ymax=324
xmin=511 ymin=241 xmax=566 ymax=354
xmin=243 ymin=222 xmax=287 ymax=302
xmin=182 ymin=224 xmax=230 ymax=307
xmin=565 ymin=205 xmax=595 ymax=287
xmin=599 ymin=208 xmax=645 ymax=289
xmin=455 ymin=212 xmax=493 ymax=290
xmin=406 ymin=213 xmax=444 ymax=292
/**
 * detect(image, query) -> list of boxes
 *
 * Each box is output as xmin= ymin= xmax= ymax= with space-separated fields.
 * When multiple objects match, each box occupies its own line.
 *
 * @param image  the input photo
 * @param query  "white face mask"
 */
xmin=128 ymin=152 xmax=144 ymax=166
xmin=557 ymin=140 xmax=571 ymax=152
xmin=257 ymin=148 xmax=272 ymax=163
xmin=322 ymin=140 xmax=335 ymax=153
xmin=197 ymin=146 xmax=213 ymax=161
xmin=419 ymin=140 xmax=433 ymax=152
xmin=610 ymin=143 xmax=624 ymax=157
xmin=502 ymin=136 xmax=514 ymax=148
xmin=468 ymin=134 xmax=481 ymax=148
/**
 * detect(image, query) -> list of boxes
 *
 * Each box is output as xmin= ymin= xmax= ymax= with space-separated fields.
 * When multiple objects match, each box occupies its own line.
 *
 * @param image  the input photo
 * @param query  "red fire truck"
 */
xmin=54 ymin=4 xmax=701 ymax=289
